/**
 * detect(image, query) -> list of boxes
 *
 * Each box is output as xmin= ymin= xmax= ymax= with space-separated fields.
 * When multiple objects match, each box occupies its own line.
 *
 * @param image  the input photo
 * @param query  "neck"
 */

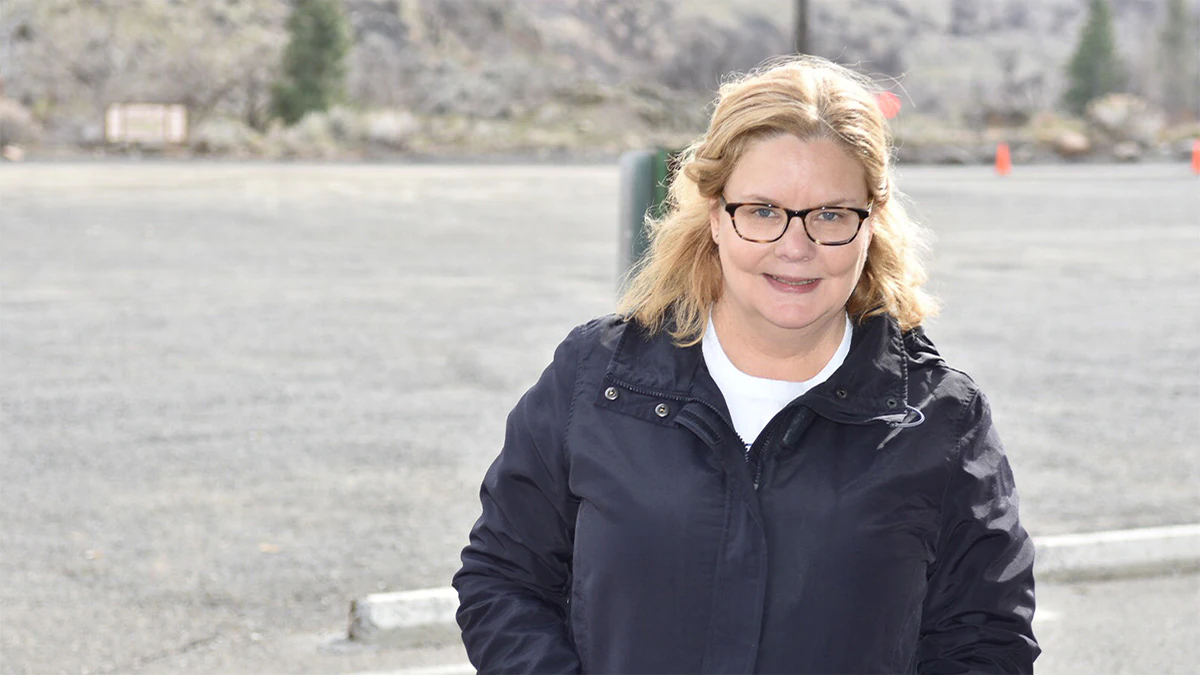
xmin=710 ymin=304 xmax=847 ymax=382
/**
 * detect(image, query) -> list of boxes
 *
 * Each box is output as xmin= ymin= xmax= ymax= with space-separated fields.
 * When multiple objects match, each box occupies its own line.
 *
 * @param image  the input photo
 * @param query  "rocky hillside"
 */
xmin=0 ymin=0 xmax=1196 ymax=159
xmin=338 ymin=0 xmax=1198 ymax=127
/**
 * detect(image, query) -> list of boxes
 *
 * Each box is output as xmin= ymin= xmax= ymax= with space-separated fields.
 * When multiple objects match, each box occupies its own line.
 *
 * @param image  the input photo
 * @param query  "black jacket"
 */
xmin=454 ymin=313 xmax=1038 ymax=674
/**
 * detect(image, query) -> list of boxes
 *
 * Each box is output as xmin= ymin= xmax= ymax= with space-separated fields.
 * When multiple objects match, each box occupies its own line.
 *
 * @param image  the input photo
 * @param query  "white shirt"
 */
xmin=702 ymin=314 xmax=853 ymax=451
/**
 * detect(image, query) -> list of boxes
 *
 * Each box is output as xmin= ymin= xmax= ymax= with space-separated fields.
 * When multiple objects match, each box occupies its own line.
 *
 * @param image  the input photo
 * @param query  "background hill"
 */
xmin=0 ymin=0 xmax=1197 ymax=159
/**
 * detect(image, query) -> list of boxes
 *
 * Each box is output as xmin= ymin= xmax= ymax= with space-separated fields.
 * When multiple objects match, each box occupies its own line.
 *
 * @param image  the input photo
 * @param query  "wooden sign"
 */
xmin=105 ymin=103 xmax=188 ymax=145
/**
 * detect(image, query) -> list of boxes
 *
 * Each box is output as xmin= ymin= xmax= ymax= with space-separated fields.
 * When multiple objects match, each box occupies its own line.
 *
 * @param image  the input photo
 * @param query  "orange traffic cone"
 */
xmin=995 ymin=143 xmax=1012 ymax=176
xmin=1192 ymin=138 xmax=1200 ymax=175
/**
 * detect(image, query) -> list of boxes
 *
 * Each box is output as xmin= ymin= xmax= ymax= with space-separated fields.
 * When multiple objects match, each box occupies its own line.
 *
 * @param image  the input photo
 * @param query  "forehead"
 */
xmin=725 ymin=134 xmax=867 ymax=204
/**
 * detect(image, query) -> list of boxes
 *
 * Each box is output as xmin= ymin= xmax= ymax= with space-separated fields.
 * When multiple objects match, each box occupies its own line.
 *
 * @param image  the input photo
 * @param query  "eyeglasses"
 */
xmin=721 ymin=196 xmax=872 ymax=245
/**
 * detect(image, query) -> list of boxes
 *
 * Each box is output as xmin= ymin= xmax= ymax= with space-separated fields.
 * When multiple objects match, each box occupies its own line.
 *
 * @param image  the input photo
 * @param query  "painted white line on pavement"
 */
xmin=347 ymin=523 xmax=1200 ymax=649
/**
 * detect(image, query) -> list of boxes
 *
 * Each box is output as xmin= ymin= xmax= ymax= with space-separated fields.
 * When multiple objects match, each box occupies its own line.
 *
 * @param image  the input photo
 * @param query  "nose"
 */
xmin=774 ymin=215 xmax=818 ymax=261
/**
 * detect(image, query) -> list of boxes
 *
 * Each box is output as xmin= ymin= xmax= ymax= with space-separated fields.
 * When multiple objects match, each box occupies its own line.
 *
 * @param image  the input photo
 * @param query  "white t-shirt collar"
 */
xmin=702 ymin=313 xmax=853 ymax=448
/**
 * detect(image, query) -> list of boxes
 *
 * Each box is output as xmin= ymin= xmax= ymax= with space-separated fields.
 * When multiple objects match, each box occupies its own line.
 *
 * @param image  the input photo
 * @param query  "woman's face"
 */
xmin=709 ymin=134 xmax=873 ymax=345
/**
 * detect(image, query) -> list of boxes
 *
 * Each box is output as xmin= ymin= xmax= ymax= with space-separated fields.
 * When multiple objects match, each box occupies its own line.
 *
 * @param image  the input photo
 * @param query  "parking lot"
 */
xmin=1 ymin=161 xmax=1197 ymax=673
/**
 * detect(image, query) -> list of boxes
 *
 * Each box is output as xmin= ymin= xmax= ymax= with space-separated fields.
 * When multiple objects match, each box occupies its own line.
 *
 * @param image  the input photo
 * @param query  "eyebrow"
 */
xmin=735 ymin=194 xmax=865 ymax=207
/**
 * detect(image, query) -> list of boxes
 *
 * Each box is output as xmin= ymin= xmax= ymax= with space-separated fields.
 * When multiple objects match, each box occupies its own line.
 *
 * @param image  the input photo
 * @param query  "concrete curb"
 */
xmin=345 ymin=666 xmax=475 ymax=675
xmin=1034 ymin=523 xmax=1200 ymax=581
xmin=348 ymin=523 xmax=1200 ymax=648
xmin=349 ymin=587 xmax=460 ymax=647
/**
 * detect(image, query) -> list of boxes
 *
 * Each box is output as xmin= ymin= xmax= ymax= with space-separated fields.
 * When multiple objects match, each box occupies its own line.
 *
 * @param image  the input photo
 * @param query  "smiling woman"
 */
xmin=709 ymin=135 xmax=874 ymax=381
xmin=453 ymin=55 xmax=1039 ymax=674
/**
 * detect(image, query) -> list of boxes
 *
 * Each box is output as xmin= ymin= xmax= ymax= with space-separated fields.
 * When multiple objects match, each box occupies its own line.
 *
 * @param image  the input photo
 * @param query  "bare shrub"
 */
xmin=191 ymin=117 xmax=263 ymax=156
xmin=363 ymin=109 xmax=417 ymax=150
xmin=326 ymin=106 xmax=365 ymax=143
xmin=266 ymin=112 xmax=338 ymax=158
xmin=0 ymin=98 xmax=41 ymax=145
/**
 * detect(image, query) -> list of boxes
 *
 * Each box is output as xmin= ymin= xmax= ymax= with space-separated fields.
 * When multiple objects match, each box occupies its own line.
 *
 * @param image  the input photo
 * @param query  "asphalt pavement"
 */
xmin=1 ymin=161 xmax=1197 ymax=674
xmin=331 ymin=571 xmax=1200 ymax=675
xmin=105 ymin=572 xmax=1200 ymax=674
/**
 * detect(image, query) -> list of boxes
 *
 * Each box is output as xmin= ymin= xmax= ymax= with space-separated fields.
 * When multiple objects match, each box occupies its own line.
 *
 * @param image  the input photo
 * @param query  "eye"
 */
xmin=814 ymin=209 xmax=847 ymax=222
xmin=751 ymin=206 xmax=783 ymax=220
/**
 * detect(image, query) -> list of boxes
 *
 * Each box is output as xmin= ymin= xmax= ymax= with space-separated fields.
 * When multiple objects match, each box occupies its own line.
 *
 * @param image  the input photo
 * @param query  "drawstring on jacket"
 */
xmin=866 ymin=405 xmax=926 ymax=429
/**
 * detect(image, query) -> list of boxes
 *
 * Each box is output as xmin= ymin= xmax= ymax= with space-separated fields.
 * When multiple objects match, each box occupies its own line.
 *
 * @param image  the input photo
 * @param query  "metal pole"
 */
xmin=794 ymin=0 xmax=809 ymax=54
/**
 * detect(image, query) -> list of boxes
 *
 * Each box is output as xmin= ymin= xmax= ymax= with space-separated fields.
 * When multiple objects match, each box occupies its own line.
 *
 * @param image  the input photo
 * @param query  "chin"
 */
xmin=759 ymin=298 xmax=844 ymax=331
xmin=762 ymin=309 xmax=824 ymax=332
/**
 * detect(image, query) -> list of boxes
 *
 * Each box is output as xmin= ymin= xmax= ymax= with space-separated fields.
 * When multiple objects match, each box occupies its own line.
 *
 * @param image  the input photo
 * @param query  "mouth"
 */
xmin=765 ymin=274 xmax=819 ymax=287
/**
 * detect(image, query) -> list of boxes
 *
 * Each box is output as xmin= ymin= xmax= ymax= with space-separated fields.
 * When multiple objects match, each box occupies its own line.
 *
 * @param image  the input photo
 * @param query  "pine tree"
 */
xmin=1158 ymin=0 xmax=1200 ymax=121
xmin=1063 ymin=0 xmax=1127 ymax=115
xmin=270 ymin=0 xmax=350 ymax=125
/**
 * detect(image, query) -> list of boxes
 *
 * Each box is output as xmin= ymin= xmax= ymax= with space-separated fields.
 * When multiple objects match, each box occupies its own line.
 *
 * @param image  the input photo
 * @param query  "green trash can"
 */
xmin=617 ymin=148 xmax=678 ymax=290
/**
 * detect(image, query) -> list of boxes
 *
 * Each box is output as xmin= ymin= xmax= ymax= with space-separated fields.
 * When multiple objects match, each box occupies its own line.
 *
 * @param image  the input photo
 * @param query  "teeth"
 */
xmin=769 ymin=275 xmax=816 ymax=286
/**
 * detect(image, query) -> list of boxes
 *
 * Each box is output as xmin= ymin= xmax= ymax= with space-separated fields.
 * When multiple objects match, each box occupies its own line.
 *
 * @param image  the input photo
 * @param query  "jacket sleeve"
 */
xmin=917 ymin=388 xmax=1040 ymax=674
xmin=452 ymin=326 xmax=584 ymax=674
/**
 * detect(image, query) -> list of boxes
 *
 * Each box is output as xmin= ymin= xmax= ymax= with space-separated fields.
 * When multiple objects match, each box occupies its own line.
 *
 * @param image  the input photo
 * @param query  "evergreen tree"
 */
xmin=1062 ymin=0 xmax=1126 ymax=115
xmin=270 ymin=0 xmax=349 ymax=125
xmin=1158 ymin=0 xmax=1199 ymax=121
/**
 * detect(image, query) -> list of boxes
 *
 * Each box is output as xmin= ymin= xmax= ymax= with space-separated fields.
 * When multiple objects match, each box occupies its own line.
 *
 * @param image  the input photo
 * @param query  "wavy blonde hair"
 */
xmin=618 ymin=55 xmax=937 ymax=346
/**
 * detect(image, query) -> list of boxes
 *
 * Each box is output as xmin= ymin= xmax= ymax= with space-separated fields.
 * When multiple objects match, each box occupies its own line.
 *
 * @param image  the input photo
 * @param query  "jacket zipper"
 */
xmin=749 ymin=422 xmax=779 ymax=490
xmin=749 ymin=408 xmax=813 ymax=490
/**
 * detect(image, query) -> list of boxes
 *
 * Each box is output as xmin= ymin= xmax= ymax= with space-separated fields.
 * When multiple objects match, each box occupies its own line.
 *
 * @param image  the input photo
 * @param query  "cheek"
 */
xmin=825 ymin=246 xmax=866 ymax=277
xmin=849 ymin=244 xmax=872 ymax=290
xmin=722 ymin=240 xmax=767 ymax=278
xmin=717 ymin=244 xmax=741 ymax=286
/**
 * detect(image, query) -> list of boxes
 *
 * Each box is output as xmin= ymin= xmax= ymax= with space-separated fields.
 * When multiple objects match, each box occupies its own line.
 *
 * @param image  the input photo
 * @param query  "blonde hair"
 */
xmin=618 ymin=55 xmax=937 ymax=346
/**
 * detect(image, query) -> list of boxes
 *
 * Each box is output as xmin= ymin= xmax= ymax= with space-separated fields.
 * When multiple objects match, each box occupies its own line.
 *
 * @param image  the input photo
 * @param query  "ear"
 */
xmin=860 ymin=212 xmax=874 ymax=259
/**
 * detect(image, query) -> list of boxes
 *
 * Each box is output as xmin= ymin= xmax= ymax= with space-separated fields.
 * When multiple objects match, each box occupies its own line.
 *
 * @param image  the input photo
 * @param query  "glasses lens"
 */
xmin=733 ymin=204 xmax=788 ymax=241
xmin=805 ymin=208 xmax=862 ymax=244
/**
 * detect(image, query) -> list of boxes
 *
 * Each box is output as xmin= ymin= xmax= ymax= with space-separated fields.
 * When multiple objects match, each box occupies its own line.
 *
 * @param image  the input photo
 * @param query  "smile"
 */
xmin=766 ymin=274 xmax=818 ymax=287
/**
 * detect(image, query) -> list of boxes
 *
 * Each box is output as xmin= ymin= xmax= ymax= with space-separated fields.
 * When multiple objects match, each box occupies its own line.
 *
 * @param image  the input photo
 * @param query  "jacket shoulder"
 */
xmin=559 ymin=313 xmax=630 ymax=360
xmin=902 ymin=327 xmax=988 ymax=420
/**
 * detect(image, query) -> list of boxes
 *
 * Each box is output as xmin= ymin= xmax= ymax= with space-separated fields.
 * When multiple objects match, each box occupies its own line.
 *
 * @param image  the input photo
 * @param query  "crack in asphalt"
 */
xmin=92 ymin=632 xmax=223 ymax=674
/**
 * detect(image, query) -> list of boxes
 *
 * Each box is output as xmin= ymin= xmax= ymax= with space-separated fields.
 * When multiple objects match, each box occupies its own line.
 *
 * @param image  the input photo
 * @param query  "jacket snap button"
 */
xmin=654 ymin=403 xmax=670 ymax=417
xmin=835 ymin=389 xmax=848 ymax=399
xmin=604 ymin=387 xmax=619 ymax=400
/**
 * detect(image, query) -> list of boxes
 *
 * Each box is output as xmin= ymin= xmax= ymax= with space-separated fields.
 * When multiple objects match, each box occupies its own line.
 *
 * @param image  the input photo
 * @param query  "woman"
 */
xmin=453 ymin=56 xmax=1038 ymax=674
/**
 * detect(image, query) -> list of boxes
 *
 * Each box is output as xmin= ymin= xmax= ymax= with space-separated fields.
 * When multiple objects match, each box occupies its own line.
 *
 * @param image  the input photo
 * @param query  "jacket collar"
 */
xmin=604 ymin=313 xmax=938 ymax=426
